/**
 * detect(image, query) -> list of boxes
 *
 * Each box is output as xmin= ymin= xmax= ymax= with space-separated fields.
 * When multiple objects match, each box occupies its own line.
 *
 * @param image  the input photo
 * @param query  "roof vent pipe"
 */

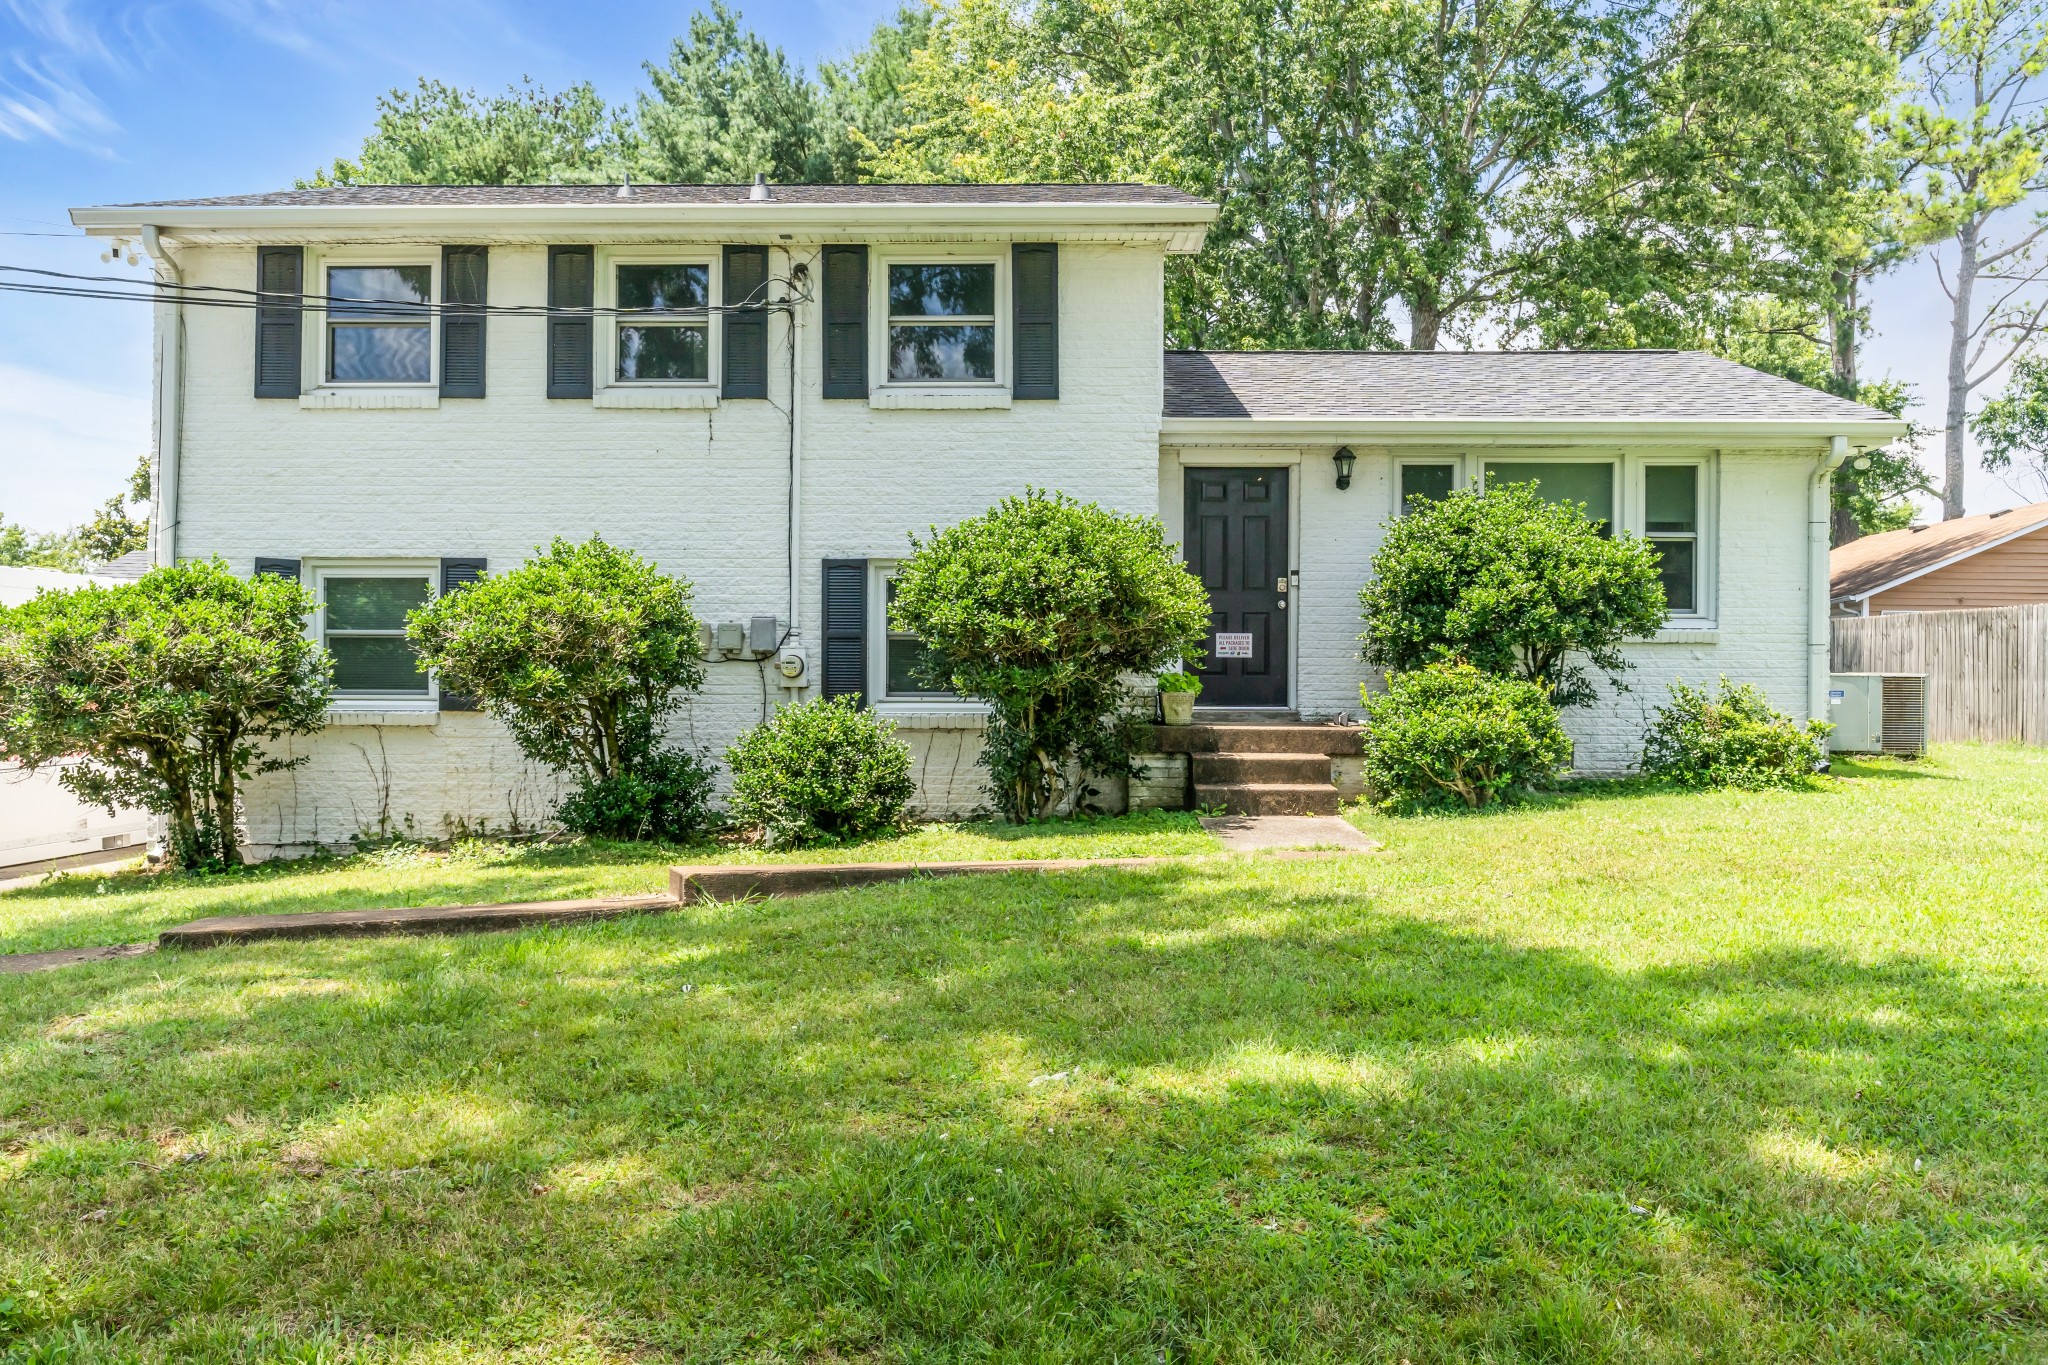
xmin=750 ymin=173 xmax=771 ymax=201
xmin=617 ymin=171 xmax=633 ymax=200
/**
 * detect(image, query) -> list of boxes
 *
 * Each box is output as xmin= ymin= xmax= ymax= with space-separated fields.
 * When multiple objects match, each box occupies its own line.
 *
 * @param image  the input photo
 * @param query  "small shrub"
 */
xmin=1641 ymin=678 xmax=1831 ymax=789
xmin=726 ymin=696 xmax=916 ymax=847
xmin=1360 ymin=662 xmax=1573 ymax=810
xmin=556 ymin=745 xmax=719 ymax=842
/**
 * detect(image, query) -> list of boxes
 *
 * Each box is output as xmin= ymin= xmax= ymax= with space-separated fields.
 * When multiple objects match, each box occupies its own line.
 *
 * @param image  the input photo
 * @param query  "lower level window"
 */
xmin=324 ymin=574 xmax=432 ymax=696
xmin=1486 ymin=460 xmax=1615 ymax=530
xmin=1399 ymin=462 xmax=1456 ymax=512
xmin=883 ymin=576 xmax=954 ymax=699
xmin=1645 ymin=465 xmax=1700 ymax=613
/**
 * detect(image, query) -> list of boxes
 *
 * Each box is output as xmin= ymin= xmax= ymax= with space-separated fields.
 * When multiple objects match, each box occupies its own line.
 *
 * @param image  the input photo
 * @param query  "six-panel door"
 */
xmin=1184 ymin=467 xmax=1290 ymax=707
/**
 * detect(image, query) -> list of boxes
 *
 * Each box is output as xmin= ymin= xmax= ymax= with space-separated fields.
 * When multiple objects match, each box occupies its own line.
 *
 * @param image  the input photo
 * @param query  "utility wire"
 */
xmin=0 ymin=265 xmax=811 ymax=317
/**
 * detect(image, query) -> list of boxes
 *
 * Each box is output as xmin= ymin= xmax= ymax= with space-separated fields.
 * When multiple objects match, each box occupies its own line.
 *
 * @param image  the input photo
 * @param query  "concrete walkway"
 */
xmin=1199 ymin=815 xmax=1380 ymax=853
xmin=0 ymin=942 xmax=157 ymax=974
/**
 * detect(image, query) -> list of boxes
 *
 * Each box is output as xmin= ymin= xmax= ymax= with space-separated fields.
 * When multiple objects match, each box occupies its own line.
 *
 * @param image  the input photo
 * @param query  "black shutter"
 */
xmin=254 ymin=246 xmax=303 ymax=398
xmin=821 ymin=558 xmax=868 ymax=705
xmin=821 ymin=245 xmax=868 ymax=399
xmin=441 ymin=246 xmax=488 ymax=398
xmin=436 ymin=558 xmax=488 ymax=711
xmin=1012 ymin=243 xmax=1059 ymax=399
xmin=547 ymin=246 xmax=594 ymax=399
xmin=723 ymin=245 xmax=769 ymax=399
xmin=253 ymin=557 xmax=300 ymax=581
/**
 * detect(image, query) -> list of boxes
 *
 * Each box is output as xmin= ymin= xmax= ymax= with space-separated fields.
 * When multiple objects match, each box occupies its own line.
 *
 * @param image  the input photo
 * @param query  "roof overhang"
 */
xmin=70 ymin=200 xmax=1218 ymax=253
xmin=1161 ymin=416 xmax=1911 ymax=447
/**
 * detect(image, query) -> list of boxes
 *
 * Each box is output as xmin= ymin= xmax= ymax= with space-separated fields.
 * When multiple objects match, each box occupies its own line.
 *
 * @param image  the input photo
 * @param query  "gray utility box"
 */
xmin=1827 ymin=673 xmax=1928 ymax=756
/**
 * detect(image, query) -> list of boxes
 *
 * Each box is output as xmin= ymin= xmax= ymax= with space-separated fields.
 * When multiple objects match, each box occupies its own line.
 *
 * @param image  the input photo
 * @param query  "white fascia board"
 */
xmin=70 ymin=201 xmax=1219 ymax=253
xmin=1159 ymin=416 xmax=1912 ymax=446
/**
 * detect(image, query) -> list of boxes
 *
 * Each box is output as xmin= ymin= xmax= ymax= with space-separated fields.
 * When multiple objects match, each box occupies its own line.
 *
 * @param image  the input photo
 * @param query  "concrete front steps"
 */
xmin=1149 ymin=722 xmax=1365 ymax=817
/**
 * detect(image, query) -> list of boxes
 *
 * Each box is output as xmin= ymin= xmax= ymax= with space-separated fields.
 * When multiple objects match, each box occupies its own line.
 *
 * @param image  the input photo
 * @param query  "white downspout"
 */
xmin=785 ymin=249 xmax=804 ymax=653
xmin=1810 ymin=435 xmax=1850 ymax=723
xmin=141 ymin=225 xmax=183 ymax=568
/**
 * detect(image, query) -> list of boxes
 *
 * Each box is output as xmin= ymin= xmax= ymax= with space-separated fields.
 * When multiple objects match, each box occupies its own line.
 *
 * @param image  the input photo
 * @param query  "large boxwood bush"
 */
xmin=725 ymin=695 xmax=916 ymax=847
xmin=889 ymin=489 xmax=1209 ymax=821
xmin=1641 ymin=678 xmax=1831 ymax=789
xmin=1361 ymin=662 xmax=1573 ymax=810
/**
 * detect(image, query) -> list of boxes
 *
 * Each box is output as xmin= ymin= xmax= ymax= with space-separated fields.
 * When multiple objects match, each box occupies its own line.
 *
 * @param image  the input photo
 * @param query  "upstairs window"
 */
xmin=1645 ymin=465 xmax=1701 ymax=613
xmin=321 ymin=571 xmax=432 ymax=698
xmin=327 ymin=266 xmax=431 ymax=384
xmin=616 ymin=263 xmax=710 ymax=382
xmin=887 ymin=263 xmax=996 ymax=382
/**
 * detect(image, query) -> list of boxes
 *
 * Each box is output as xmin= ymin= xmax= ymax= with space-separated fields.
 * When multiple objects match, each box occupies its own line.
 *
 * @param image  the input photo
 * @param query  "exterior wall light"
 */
xmin=1332 ymin=446 xmax=1357 ymax=490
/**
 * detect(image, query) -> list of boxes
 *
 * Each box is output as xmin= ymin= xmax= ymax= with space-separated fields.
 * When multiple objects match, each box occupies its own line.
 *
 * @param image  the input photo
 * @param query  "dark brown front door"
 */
xmin=1185 ymin=467 xmax=1290 ymax=707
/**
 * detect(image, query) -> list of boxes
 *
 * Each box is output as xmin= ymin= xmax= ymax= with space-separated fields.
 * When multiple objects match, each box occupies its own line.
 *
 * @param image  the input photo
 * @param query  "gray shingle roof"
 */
xmin=1164 ymin=350 xmax=1899 ymax=424
xmin=96 ymin=183 xmax=1209 ymax=210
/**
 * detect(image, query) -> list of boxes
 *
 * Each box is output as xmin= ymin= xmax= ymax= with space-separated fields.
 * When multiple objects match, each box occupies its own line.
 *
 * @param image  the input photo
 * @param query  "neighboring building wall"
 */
xmin=1160 ymin=442 xmax=1823 ymax=773
xmin=165 ymin=240 xmax=1164 ymax=853
xmin=1865 ymin=528 xmax=2048 ymax=613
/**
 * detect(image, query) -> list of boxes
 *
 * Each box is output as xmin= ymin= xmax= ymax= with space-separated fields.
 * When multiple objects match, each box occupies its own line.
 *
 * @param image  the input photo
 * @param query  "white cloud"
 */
xmin=0 ymin=361 xmax=148 ymax=528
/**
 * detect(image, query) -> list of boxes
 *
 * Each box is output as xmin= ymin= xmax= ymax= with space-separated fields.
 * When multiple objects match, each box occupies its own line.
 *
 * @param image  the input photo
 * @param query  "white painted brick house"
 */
xmin=71 ymin=183 xmax=1905 ymax=854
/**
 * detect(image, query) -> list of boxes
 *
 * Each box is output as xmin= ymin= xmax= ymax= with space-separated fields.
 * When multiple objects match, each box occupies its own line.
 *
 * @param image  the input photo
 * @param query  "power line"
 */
xmin=0 ymin=264 xmax=810 ymax=317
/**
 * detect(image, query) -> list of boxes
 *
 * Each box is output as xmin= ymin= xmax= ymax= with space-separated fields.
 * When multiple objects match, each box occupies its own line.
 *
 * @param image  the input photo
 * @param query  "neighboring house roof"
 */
xmin=93 ymin=549 xmax=151 ymax=581
xmin=1830 ymin=500 xmax=2048 ymax=603
xmin=90 ymin=183 xmax=1209 ymax=210
xmin=1163 ymin=350 xmax=1900 ymax=427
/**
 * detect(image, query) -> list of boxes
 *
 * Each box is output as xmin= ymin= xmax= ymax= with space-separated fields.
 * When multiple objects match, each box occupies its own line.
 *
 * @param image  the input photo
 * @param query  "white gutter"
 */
xmin=140 ymin=225 xmax=182 ymax=568
xmin=72 ymin=201 xmax=1219 ymax=253
xmin=1162 ymin=417 xmax=1911 ymax=445
xmin=1811 ymin=435 xmax=1851 ymax=725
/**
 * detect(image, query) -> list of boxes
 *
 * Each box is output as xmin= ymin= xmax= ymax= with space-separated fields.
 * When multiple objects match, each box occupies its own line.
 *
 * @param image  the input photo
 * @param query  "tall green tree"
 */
xmin=874 ymin=0 xmax=1900 ymax=352
xmin=1968 ymin=349 xmax=2048 ymax=497
xmin=1882 ymin=0 xmax=2048 ymax=519
xmin=308 ymin=79 xmax=632 ymax=186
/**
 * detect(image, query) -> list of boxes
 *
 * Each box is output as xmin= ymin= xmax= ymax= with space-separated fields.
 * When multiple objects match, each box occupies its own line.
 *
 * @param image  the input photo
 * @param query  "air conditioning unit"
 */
xmin=1827 ymin=673 xmax=1927 ymax=756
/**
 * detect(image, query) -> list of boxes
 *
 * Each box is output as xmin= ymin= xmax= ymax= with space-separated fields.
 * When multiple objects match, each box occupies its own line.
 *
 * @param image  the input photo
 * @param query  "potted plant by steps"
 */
xmin=1158 ymin=670 xmax=1202 ymax=724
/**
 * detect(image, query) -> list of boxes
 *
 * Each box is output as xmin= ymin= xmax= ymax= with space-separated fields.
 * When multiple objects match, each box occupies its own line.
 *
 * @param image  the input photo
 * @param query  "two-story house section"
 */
xmin=71 ymin=182 xmax=1906 ymax=856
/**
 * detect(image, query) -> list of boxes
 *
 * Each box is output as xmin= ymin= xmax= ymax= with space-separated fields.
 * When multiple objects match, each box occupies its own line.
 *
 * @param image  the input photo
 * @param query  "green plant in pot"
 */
xmin=1157 ymin=670 xmax=1202 ymax=724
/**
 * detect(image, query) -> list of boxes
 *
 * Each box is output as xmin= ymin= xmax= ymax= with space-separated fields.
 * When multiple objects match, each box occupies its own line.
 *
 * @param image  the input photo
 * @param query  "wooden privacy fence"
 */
xmin=1832 ymin=604 xmax=2048 ymax=745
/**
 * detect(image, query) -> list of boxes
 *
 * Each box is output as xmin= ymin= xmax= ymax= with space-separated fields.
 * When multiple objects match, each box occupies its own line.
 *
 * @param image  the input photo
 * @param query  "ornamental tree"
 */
xmin=890 ymin=489 xmax=1210 ymax=822
xmin=0 ymin=559 xmax=332 ymax=869
xmin=405 ymin=536 xmax=703 ymax=792
xmin=1360 ymin=482 xmax=1667 ymax=708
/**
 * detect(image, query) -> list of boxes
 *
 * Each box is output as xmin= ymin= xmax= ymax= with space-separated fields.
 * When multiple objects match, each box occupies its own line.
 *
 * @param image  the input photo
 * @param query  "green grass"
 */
xmin=0 ymin=811 xmax=1219 ymax=957
xmin=4 ymin=747 xmax=2048 ymax=1361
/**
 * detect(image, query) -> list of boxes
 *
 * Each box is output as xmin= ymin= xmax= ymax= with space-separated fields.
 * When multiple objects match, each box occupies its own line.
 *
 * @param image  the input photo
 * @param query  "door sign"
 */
xmin=1214 ymin=632 xmax=1254 ymax=659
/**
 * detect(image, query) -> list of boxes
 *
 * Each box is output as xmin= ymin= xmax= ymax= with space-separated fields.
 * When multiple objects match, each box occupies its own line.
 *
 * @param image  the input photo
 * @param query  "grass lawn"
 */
xmin=3 ymin=746 xmax=2047 ymax=1361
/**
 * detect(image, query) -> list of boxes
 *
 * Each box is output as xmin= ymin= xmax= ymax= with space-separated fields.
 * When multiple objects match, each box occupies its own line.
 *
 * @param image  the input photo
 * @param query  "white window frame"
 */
xmin=866 ymin=562 xmax=982 ymax=713
xmin=1391 ymin=457 xmax=1465 ymax=517
xmin=309 ymin=560 xmax=439 ymax=709
xmin=1635 ymin=457 xmax=1715 ymax=623
xmin=871 ymin=249 xmax=1009 ymax=393
xmin=307 ymin=248 xmax=438 ymax=392
xmin=597 ymin=248 xmax=721 ymax=396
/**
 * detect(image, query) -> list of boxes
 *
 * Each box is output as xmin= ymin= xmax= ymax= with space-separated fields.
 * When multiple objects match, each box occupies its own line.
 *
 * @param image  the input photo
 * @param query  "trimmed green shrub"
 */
xmin=725 ymin=695 xmax=916 ymax=847
xmin=405 ymin=537 xmax=705 ymax=839
xmin=1641 ymin=678 xmax=1831 ymax=789
xmin=0 ymin=559 xmax=332 ymax=869
xmin=889 ymin=489 xmax=1210 ymax=821
xmin=1361 ymin=482 xmax=1667 ymax=707
xmin=556 ymin=745 xmax=719 ymax=842
xmin=1361 ymin=662 xmax=1573 ymax=811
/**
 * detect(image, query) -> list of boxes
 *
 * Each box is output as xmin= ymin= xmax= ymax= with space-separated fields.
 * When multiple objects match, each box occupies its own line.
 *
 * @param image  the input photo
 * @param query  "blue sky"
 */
xmin=0 ymin=0 xmax=2027 ymax=532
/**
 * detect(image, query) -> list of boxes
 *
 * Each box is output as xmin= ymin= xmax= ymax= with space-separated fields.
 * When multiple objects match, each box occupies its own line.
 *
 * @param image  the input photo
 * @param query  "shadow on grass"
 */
xmin=2 ymin=856 xmax=2043 ymax=1361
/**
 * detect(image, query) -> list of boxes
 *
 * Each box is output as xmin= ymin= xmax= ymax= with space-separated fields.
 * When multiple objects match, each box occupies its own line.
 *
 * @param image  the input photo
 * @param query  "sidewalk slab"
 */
xmin=0 ymin=942 xmax=157 ymax=974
